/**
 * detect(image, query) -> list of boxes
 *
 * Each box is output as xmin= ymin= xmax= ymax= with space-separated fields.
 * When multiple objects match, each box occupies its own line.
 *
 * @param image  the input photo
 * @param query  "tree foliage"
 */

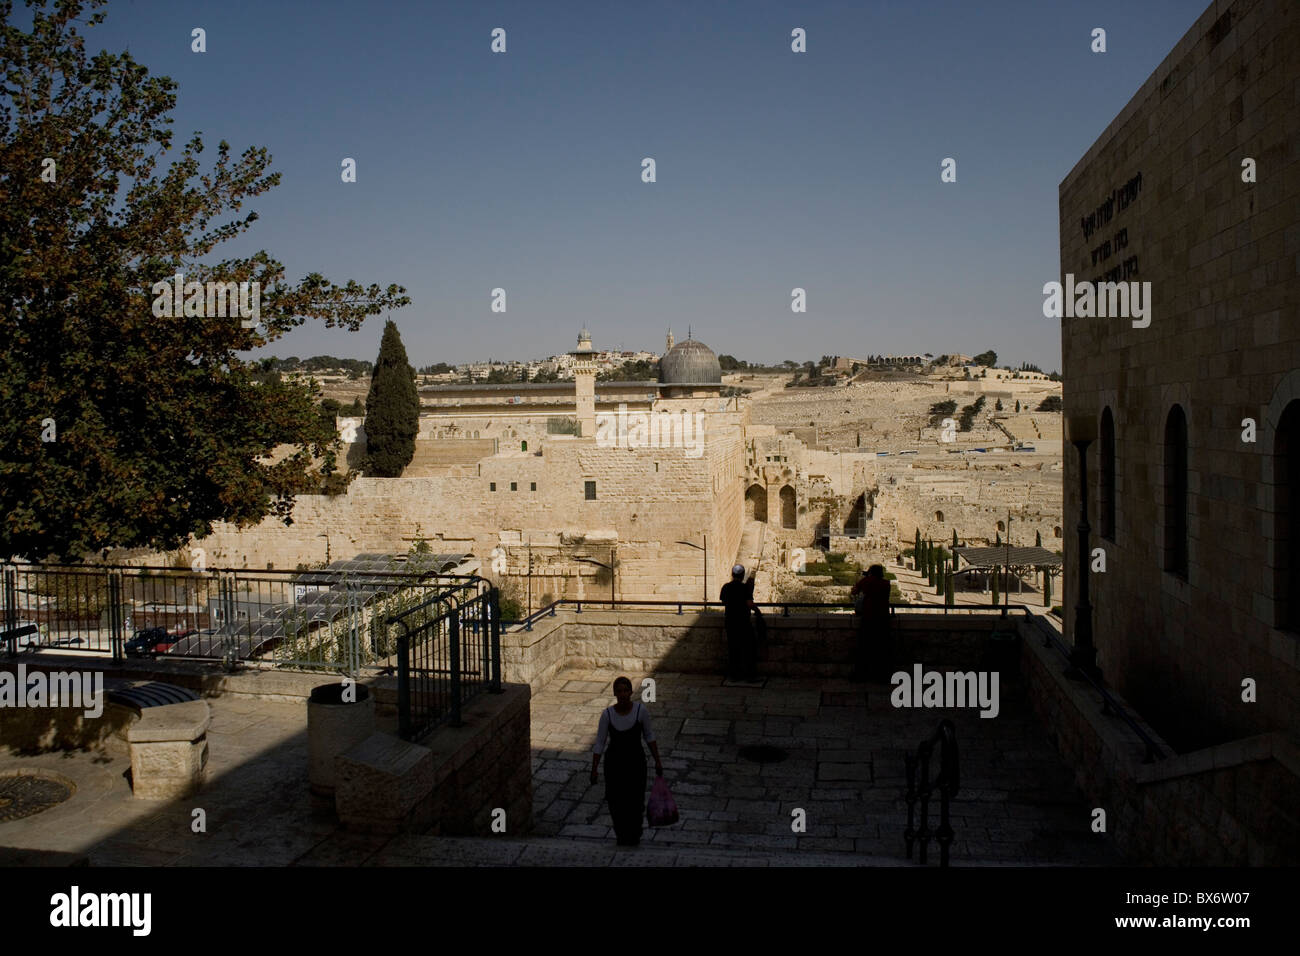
xmin=0 ymin=0 xmax=409 ymax=560
xmin=958 ymin=395 xmax=986 ymax=431
xmin=972 ymin=350 xmax=997 ymax=367
xmin=598 ymin=359 xmax=658 ymax=382
xmin=928 ymin=399 xmax=957 ymax=426
xmin=363 ymin=320 xmax=419 ymax=476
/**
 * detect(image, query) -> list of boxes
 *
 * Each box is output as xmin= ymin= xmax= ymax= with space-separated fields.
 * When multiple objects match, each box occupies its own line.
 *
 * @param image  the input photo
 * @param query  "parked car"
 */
xmin=164 ymin=628 xmax=198 ymax=652
xmin=124 ymin=626 xmax=172 ymax=658
xmin=2 ymin=620 xmax=46 ymax=647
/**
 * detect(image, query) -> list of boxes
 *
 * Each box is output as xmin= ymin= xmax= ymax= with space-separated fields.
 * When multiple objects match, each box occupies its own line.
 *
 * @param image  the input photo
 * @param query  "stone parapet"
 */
xmin=334 ymin=683 xmax=532 ymax=837
xmin=1017 ymin=613 xmax=1299 ymax=864
xmin=501 ymin=607 xmax=1011 ymax=688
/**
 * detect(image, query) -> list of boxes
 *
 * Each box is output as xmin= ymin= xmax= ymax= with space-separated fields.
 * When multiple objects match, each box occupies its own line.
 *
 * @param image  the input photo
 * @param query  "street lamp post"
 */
xmin=1065 ymin=415 xmax=1100 ymax=681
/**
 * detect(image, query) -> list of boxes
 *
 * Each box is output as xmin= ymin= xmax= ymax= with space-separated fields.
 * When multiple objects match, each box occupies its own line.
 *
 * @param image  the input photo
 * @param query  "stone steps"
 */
xmin=361 ymin=832 xmax=1068 ymax=867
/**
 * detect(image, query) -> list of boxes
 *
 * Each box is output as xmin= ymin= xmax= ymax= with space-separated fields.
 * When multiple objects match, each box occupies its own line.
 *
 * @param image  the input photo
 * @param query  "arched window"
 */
xmin=780 ymin=485 xmax=797 ymax=529
xmin=996 ymin=520 xmax=1005 ymax=532
xmin=521 ymin=440 xmax=527 ymax=452
xmin=1164 ymin=405 xmax=1188 ymax=577
xmin=935 ymin=510 xmax=944 ymax=523
xmin=1053 ymin=526 xmax=1062 ymax=538
xmin=1275 ymin=400 xmax=1300 ymax=630
xmin=1100 ymin=406 xmax=1116 ymax=541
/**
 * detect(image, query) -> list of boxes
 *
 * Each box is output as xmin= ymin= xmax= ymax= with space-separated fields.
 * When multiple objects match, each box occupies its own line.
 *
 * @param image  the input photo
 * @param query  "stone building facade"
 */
xmin=1060 ymin=0 xmax=1300 ymax=750
xmin=196 ymin=434 xmax=744 ymax=604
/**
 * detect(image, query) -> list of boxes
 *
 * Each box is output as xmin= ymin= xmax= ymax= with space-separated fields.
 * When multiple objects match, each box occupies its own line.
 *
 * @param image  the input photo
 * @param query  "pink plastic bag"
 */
xmin=646 ymin=776 xmax=679 ymax=827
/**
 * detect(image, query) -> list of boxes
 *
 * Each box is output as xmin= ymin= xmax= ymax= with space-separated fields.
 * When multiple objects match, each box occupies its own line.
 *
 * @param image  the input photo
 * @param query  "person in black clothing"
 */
xmin=719 ymin=564 xmax=757 ymax=681
xmin=590 ymin=676 xmax=663 ymax=846
xmin=849 ymin=564 xmax=893 ymax=681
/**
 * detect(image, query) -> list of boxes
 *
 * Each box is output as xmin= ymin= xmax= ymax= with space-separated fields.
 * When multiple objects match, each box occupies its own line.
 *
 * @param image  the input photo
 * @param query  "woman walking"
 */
xmin=590 ymin=676 xmax=663 ymax=846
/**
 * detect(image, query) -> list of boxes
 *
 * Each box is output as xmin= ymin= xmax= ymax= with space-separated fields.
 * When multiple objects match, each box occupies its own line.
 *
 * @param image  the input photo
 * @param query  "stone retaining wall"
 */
xmin=501 ymin=609 xmax=1009 ymax=689
xmin=334 ymin=684 xmax=532 ymax=836
xmin=1016 ymin=613 xmax=1300 ymax=864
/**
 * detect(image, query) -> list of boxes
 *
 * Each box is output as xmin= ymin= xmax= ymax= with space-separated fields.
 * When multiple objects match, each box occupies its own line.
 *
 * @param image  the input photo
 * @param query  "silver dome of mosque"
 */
xmin=659 ymin=338 xmax=722 ymax=385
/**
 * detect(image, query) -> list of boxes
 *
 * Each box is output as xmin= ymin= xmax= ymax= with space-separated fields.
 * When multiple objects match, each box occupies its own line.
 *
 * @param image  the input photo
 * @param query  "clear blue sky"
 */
xmin=86 ymin=0 xmax=1207 ymax=371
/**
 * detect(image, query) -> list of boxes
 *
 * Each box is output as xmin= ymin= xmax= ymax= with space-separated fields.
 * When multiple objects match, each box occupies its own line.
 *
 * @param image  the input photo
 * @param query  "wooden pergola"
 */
xmin=951 ymin=545 xmax=1063 ymax=595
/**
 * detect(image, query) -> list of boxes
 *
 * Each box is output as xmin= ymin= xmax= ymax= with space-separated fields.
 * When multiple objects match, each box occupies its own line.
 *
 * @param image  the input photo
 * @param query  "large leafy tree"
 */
xmin=363 ymin=319 xmax=418 ymax=477
xmin=0 ymin=0 xmax=409 ymax=561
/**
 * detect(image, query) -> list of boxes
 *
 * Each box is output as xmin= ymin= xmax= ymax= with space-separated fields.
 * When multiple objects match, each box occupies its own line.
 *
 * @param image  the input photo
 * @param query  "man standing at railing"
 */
xmin=850 ymin=565 xmax=892 ymax=681
xmin=720 ymin=564 xmax=757 ymax=682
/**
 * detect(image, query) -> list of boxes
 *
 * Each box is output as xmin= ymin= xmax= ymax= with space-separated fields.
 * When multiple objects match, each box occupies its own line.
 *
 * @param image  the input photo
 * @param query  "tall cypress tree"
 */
xmin=363 ymin=320 xmax=419 ymax=477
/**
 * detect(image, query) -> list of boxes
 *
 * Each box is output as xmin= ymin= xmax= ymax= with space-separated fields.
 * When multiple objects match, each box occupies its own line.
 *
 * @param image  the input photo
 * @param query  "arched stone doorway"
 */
xmin=779 ymin=485 xmax=796 ymax=529
xmin=745 ymin=484 xmax=768 ymax=522
xmin=844 ymin=494 xmax=867 ymax=536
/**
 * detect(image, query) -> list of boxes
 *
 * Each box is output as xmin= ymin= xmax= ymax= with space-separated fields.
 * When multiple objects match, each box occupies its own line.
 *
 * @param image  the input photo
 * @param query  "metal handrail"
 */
xmin=508 ymin=598 xmax=1036 ymax=630
xmin=1036 ymin=622 xmax=1165 ymax=762
xmin=904 ymin=719 xmax=959 ymax=867
xmin=388 ymin=579 xmax=498 ymax=739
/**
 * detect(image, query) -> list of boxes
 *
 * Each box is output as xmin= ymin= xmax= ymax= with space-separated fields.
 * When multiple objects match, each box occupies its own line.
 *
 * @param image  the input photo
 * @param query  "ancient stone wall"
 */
xmin=193 ymin=431 xmax=745 ymax=603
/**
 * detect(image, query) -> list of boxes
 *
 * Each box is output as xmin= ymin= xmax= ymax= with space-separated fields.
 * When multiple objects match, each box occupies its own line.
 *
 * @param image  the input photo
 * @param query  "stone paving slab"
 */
xmin=365 ymin=833 xmax=1072 ymax=867
xmin=0 ymin=659 xmax=1119 ymax=868
xmin=528 ymin=667 xmax=1120 ymax=866
xmin=0 ymin=695 xmax=324 ymax=866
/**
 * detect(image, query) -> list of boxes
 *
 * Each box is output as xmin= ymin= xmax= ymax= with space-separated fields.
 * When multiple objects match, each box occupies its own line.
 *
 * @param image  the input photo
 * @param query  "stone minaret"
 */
xmin=572 ymin=327 xmax=596 ymax=438
xmin=666 ymin=328 xmax=675 ymax=353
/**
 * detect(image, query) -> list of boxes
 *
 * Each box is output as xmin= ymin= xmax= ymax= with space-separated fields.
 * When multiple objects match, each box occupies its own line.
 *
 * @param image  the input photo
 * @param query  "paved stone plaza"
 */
xmin=529 ymin=668 xmax=1117 ymax=864
xmin=0 ymin=664 xmax=1118 ymax=866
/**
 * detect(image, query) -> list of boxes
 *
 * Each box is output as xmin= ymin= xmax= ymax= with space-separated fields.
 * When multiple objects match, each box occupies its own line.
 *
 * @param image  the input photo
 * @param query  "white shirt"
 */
xmin=592 ymin=701 xmax=656 ymax=754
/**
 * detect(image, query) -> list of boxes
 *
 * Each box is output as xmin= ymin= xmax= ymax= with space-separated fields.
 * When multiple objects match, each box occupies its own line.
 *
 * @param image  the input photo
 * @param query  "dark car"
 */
xmin=124 ymin=626 xmax=172 ymax=658
xmin=164 ymin=628 xmax=198 ymax=652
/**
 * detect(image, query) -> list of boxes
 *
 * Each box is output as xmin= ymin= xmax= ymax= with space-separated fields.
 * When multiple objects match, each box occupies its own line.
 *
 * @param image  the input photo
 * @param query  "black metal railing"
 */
xmin=390 ymin=578 xmax=502 ymax=741
xmin=508 ymin=598 xmax=1036 ymax=631
xmin=1 ymin=560 xmax=463 ymax=672
xmin=904 ymin=719 xmax=959 ymax=867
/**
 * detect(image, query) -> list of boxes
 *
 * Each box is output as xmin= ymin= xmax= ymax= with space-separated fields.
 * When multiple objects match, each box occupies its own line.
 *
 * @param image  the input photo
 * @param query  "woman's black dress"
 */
xmin=603 ymin=703 xmax=648 ymax=846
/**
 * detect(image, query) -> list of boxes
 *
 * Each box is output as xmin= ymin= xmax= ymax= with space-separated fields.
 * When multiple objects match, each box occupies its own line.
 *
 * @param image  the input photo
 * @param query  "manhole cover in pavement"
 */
xmin=738 ymin=745 xmax=789 ymax=764
xmin=0 ymin=774 xmax=74 ymax=823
